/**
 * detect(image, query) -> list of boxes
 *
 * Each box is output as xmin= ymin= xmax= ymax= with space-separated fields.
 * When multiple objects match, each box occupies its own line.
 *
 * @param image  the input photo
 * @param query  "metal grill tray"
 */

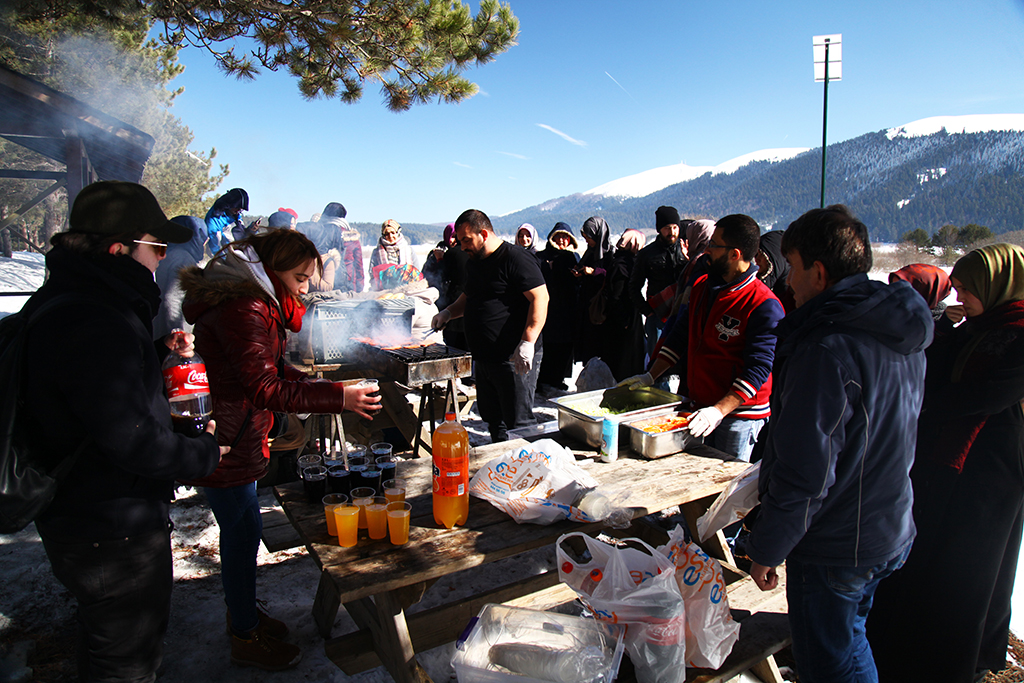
xmin=549 ymin=387 xmax=683 ymax=449
xmin=625 ymin=411 xmax=697 ymax=459
xmin=352 ymin=342 xmax=472 ymax=387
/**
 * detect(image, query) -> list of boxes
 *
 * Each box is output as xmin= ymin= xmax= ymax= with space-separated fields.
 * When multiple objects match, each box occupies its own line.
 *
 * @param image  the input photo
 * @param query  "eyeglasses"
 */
xmin=134 ymin=239 xmax=167 ymax=257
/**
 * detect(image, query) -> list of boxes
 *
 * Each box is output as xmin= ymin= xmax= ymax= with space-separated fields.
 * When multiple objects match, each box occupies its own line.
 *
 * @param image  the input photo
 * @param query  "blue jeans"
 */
xmin=706 ymin=416 xmax=766 ymax=462
xmin=787 ymin=543 xmax=912 ymax=683
xmin=204 ymin=483 xmax=262 ymax=633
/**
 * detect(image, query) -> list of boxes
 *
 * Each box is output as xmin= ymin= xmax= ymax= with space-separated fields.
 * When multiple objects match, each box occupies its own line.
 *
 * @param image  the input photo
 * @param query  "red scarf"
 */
xmin=265 ymin=269 xmax=306 ymax=333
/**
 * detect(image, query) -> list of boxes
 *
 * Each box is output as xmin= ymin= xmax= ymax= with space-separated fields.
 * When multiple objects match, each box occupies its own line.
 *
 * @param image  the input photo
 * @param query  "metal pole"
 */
xmin=820 ymin=41 xmax=830 ymax=209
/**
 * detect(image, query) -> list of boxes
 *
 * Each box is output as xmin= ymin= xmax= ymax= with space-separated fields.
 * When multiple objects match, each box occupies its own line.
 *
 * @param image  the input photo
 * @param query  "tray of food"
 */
xmin=549 ymin=387 xmax=683 ymax=448
xmin=626 ymin=411 xmax=696 ymax=459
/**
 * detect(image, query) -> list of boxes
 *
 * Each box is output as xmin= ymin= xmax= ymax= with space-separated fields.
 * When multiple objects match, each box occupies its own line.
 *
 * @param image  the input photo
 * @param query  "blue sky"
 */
xmin=168 ymin=0 xmax=1024 ymax=226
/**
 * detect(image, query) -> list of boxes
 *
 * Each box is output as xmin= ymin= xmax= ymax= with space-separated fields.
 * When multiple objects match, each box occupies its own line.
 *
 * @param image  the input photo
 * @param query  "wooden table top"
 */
xmin=275 ymin=438 xmax=750 ymax=605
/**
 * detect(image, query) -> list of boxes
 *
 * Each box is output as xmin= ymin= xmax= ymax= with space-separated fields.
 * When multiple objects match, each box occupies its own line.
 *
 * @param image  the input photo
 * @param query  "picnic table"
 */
xmin=273 ymin=437 xmax=789 ymax=683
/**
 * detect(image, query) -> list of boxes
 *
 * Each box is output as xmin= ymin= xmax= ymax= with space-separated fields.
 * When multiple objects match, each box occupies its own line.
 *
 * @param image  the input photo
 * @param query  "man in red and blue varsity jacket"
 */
xmin=620 ymin=214 xmax=783 ymax=461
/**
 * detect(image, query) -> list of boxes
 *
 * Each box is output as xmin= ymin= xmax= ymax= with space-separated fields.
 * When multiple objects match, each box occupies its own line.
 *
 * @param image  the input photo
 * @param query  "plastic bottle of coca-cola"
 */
xmin=162 ymin=338 xmax=213 ymax=437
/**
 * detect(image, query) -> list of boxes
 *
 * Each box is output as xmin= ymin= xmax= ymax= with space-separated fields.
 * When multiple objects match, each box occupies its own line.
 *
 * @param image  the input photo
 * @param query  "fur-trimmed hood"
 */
xmin=180 ymin=244 xmax=282 ymax=324
xmin=546 ymin=229 xmax=578 ymax=251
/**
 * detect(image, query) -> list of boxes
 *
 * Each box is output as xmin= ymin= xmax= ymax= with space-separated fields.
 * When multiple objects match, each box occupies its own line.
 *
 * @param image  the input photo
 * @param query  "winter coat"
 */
xmin=23 ymin=247 xmax=220 ymax=541
xmin=369 ymin=235 xmax=415 ymax=270
xmin=747 ymin=275 xmax=933 ymax=568
xmin=629 ymin=234 xmax=686 ymax=316
xmin=324 ymin=216 xmax=363 ymax=292
xmin=180 ymin=246 xmax=347 ymax=487
xmin=154 ymin=215 xmax=207 ymax=339
xmin=539 ymin=236 xmax=580 ymax=345
xmin=602 ymin=248 xmax=645 ymax=381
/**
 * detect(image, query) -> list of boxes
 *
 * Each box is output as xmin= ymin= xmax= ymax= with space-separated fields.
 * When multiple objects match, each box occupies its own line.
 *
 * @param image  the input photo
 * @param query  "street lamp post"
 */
xmin=813 ymin=34 xmax=842 ymax=208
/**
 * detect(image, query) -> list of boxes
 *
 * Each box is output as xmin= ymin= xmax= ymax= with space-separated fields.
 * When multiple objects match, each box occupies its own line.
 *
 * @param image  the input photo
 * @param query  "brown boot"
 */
xmin=226 ymin=605 xmax=290 ymax=639
xmin=230 ymin=626 xmax=301 ymax=671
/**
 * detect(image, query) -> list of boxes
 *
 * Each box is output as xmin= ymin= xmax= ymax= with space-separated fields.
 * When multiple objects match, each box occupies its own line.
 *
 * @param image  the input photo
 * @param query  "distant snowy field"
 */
xmin=0 ymin=251 xmax=44 ymax=318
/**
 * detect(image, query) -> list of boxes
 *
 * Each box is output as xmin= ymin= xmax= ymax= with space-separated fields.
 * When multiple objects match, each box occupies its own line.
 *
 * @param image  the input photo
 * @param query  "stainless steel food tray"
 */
xmin=550 ymin=387 xmax=683 ymax=448
xmin=626 ymin=411 xmax=697 ymax=459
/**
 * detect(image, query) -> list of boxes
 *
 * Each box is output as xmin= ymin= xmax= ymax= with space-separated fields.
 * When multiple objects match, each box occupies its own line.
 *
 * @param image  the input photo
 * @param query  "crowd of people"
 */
xmin=18 ymin=181 xmax=1024 ymax=683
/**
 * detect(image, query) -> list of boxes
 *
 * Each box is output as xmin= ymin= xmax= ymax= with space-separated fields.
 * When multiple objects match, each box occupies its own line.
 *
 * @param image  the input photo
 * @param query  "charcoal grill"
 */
xmin=352 ymin=340 xmax=472 ymax=457
xmin=352 ymin=341 xmax=471 ymax=388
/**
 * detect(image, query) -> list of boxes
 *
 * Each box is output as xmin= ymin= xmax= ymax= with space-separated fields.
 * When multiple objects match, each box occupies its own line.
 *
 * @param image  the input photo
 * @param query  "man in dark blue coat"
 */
xmin=746 ymin=205 xmax=933 ymax=683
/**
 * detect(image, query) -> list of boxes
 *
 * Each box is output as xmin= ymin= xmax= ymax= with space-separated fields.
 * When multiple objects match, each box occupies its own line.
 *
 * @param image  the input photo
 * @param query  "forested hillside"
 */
xmin=492 ymin=128 xmax=1024 ymax=242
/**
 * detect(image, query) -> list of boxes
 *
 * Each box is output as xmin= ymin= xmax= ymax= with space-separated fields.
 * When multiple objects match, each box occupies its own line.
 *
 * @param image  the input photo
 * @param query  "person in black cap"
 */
xmin=19 ymin=181 xmax=224 ymax=683
xmin=629 ymin=205 xmax=686 ymax=372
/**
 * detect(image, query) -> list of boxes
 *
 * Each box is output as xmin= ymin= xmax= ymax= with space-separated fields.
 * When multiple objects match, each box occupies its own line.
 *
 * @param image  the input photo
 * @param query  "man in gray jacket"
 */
xmin=746 ymin=205 xmax=933 ymax=683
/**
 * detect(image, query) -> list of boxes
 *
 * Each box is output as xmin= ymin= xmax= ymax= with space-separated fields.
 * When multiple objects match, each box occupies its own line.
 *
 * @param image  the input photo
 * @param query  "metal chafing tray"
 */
xmin=550 ymin=387 xmax=683 ymax=448
xmin=626 ymin=411 xmax=696 ymax=459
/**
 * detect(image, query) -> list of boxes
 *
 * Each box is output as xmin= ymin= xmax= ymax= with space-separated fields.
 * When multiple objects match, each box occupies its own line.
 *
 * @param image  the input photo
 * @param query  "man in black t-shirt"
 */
xmin=432 ymin=209 xmax=549 ymax=442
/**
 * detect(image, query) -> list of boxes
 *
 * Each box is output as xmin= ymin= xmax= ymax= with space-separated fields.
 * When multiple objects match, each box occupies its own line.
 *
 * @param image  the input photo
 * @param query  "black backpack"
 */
xmin=0 ymin=294 xmax=126 ymax=533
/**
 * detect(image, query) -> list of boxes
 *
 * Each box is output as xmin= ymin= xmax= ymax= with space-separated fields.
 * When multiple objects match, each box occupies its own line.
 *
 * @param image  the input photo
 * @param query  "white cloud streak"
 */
xmin=605 ymin=71 xmax=637 ymax=103
xmin=453 ymin=161 xmax=473 ymax=168
xmin=497 ymin=151 xmax=529 ymax=160
xmin=536 ymin=124 xmax=587 ymax=147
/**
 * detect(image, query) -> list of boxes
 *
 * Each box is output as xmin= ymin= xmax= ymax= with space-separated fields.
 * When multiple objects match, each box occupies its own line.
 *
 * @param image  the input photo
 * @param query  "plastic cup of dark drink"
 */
xmin=327 ymin=465 xmax=352 ymax=496
xmin=302 ymin=465 xmax=327 ymax=503
xmin=296 ymin=454 xmax=323 ymax=478
xmin=360 ymin=467 xmax=383 ymax=496
xmin=348 ymin=444 xmax=367 ymax=460
xmin=376 ymin=456 xmax=397 ymax=482
xmin=371 ymin=442 xmax=392 ymax=459
xmin=347 ymin=456 xmax=369 ymax=474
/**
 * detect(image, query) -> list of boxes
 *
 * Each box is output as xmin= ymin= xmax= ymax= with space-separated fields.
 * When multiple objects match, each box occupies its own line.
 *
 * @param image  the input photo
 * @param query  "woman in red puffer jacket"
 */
xmin=181 ymin=229 xmax=379 ymax=670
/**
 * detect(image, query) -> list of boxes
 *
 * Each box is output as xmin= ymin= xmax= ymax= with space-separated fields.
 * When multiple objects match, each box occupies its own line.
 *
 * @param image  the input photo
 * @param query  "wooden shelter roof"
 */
xmin=0 ymin=63 xmax=154 ymax=183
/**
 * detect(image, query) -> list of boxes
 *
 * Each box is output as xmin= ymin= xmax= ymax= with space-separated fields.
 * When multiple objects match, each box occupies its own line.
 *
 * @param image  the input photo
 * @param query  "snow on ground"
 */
xmin=0 ymin=252 xmax=44 ymax=319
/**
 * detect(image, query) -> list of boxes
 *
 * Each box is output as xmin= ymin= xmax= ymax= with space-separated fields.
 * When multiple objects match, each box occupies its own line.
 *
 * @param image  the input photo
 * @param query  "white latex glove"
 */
xmin=687 ymin=406 xmax=725 ymax=438
xmin=513 ymin=340 xmax=535 ymax=375
xmin=431 ymin=309 xmax=451 ymax=331
xmin=617 ymin=372 xmax=653 ymax=390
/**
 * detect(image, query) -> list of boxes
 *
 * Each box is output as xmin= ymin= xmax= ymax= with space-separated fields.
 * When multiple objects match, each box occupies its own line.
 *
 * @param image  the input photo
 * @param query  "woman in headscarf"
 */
xmin=515 ymin=223 xmax=541 ymax=260
xmin=369 ymin=219 xmax=415 ymax=270
xmin=537 ymin=223 xmax=580 ymax=393
xmin=755 ymin=230 xmax=795 ymax=313
xmin=573 ymin=216 xmax=615 ymax=364
xmin=321 ymin=202 xmax=363 ymax=292
xmin=889 ymin=263 xmax=952 ymax=322
xmin=603 ymin=229 xmax=647 ymax=381
xmin=868 ymin=244 xmax=1024 ymax=683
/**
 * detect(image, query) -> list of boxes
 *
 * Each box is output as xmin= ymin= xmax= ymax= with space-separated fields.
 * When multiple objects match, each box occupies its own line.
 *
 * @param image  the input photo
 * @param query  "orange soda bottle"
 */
xmin=432 ymin=412 xmax=469 ymax=529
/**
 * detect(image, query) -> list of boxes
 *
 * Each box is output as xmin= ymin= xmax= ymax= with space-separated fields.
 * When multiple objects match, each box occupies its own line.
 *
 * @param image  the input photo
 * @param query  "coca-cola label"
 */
xmin=163 ymin=363 xmax=209 ymax=398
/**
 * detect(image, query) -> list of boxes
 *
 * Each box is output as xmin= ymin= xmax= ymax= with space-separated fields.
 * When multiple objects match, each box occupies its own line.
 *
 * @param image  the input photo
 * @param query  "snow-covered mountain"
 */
xmin=886 ymin=114 xmax=1024 ymax=140
xmin=492 ymin=114 xmax=1024 ymax=241
xmin=583 ymin=148 xmax=809 ymax=200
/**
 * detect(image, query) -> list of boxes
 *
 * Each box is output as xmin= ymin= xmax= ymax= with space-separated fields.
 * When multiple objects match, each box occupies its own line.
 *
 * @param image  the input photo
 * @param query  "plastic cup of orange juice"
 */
xmin=383 ymin=478 xmax=406 ymax=503
xmin=333 ymin=503 xmax=359 ymax=548
xmin=387 ymin=501 xmax=412 ymax=545
xmin=322 ymin=494 xmax=348 ymax=536
xmin=350 ymin=486 xmax=375 ymax=530
xmin=366 ymin=496 xmax=389 ymax=540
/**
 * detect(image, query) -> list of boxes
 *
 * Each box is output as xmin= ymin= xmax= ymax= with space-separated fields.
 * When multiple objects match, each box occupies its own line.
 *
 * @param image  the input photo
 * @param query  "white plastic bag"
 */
xmin=695 ymin=461 xmax=760 ymax=542
xmin=557 ymin=533 xmax=687 ymax=683
xmin=657 ymin=525 xmax=740 ymax=668
xmin=576 ymin=356 xmax=617 ymax=393
xmin=469 ymin=439 xmax=631 ymax=527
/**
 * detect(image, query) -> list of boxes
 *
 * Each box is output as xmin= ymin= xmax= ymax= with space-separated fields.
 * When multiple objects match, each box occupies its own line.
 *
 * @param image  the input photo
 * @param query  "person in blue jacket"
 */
xmin=745 ymin=205 xmax=933 ymax=683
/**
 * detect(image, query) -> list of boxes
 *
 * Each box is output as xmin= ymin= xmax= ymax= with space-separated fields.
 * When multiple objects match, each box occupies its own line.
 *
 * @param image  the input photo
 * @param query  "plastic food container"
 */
xmin=452 ymin=603 xmax=625 ymax=683
xmin=626 ymin=411 xmax=696 ymax=459
xmin=550 ymin=387 xmax=683 ymax=448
